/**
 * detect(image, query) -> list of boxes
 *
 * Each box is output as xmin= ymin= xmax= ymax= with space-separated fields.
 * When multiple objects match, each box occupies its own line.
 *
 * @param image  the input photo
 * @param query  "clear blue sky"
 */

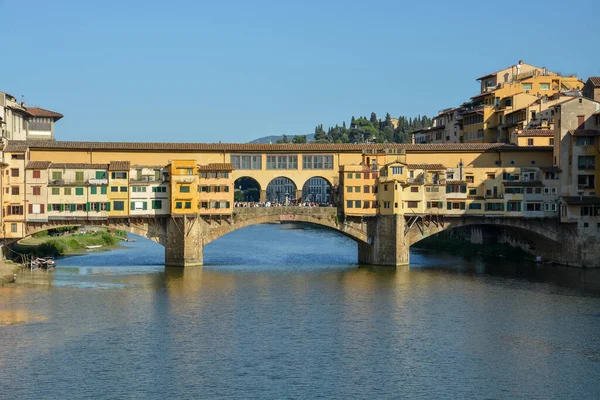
xmin=1 ymin=0 xmax=599 ymax=143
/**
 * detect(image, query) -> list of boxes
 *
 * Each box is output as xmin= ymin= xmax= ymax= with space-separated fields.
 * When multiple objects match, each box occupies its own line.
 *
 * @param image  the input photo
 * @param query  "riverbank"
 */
xmin=12 ymin=230 xmax=124 ymax=258
xmin=0 ymin=260 xmax=21 ymax=285
xmin=413 ymin=236 xmax=535 ymax=261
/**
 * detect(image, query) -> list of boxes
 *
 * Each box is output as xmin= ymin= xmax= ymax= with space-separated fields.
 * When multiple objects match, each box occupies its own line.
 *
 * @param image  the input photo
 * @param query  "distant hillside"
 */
xmin=250 ymin=134 xmax=314 ymax=144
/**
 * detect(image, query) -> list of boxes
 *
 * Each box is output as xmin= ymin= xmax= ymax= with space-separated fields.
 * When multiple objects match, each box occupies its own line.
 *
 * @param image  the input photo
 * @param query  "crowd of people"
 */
xmin=234 ymin=200 xmax=335 ymax=208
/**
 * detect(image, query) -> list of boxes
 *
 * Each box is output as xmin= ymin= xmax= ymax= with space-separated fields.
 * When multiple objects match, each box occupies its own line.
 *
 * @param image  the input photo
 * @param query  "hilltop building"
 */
xmin=0 ymin=92 xmax=63 ymax=141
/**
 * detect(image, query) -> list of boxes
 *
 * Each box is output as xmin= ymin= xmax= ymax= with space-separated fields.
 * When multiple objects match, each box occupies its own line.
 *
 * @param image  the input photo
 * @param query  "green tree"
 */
xmin=370 ymin=112 xmax=379 ymax=128
xmin=292 ymin=135 xmax=307 ymax=144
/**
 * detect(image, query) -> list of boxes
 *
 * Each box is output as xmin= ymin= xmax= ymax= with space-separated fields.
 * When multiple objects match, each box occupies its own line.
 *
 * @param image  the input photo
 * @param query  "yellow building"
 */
xmin=1 ymin=141 xmax=28 ymax=237
xmin=107 ymin=161 xmax=130 ymax=217
xmin=462 ymin=61 xmax=584 ymax=143
xmin=170 ymin=160 xmax=199 ymax=214
xmin=511 ymin=129 xmax=554 ymax=147
xmin=198 ymin=163 xmax=234 ymax=215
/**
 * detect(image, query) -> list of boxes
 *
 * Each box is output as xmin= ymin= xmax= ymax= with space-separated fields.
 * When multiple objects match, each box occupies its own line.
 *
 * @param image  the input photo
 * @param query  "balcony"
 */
xmin=48 ymin=179 xmax=108 ymax=186
xmin=130 ymin=176 xmax=166 ymax=183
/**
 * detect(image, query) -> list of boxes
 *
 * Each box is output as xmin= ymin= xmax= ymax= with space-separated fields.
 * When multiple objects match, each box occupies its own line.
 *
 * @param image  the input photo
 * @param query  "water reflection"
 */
xmin=1 ymin=224 xmax=600 ymax=399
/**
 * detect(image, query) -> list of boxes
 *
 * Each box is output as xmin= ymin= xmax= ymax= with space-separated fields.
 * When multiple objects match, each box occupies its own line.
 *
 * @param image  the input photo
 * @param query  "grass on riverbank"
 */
xmin=413 ymin=236 xmax=535 ymax=261
xmin=0 ymin=260 xmax=21 ymax=285
xmin=13 ymin=231 xmax=122 ymax=257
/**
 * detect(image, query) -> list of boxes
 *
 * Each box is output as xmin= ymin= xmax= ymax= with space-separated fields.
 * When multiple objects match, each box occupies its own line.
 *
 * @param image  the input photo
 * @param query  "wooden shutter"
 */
xmin=28 ymin=204 xmax=33 ymax=213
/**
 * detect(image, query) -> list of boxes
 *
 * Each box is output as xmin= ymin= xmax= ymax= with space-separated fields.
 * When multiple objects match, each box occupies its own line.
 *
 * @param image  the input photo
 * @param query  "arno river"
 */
xmin=1 ymin=224 xmax=600 ymax=399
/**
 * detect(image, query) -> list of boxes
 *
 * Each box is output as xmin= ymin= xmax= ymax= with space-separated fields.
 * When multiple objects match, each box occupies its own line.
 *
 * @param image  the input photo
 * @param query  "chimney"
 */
xmin=411 ymin=134 xmax=415 ymax=144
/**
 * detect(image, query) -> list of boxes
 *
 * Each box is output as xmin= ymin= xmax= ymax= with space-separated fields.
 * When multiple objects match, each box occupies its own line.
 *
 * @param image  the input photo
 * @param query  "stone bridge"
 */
xmin=20 ymin=208 xmax=592 ymax=268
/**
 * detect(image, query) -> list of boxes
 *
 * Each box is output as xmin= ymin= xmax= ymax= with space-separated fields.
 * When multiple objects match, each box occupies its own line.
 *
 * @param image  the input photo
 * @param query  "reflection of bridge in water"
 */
xmin=24 ymin=206 xmax=582 ymax=268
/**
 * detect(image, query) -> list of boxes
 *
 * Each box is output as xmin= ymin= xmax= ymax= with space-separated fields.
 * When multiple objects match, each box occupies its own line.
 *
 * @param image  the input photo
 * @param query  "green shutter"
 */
xmin=76 ymin=171 xmax=84 ymax=183
xmin=106 ymin=202 xmax=111 ymax=211
xmin=131 ymin=202 xmax=135 ymax=210
xmin=143 ymin=202 xmax=147 ymax=210
xmin=101 ymin=186 xmax=107 ymax=195
xmin=86 ymin=202 xmax=90 ymax=212
xmin=447 ymin=202 xmax=451 ymax=210
xmin=90 ymin=186 xmax=97 ymax=195
xmin=60 ymin=204 xmax=64 ymax=212
xmin=96 ymin=171 xmax=105 ymax=179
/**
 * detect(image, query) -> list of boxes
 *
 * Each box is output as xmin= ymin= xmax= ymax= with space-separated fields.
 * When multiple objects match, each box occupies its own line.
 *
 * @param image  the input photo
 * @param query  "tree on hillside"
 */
xmin=276 ymin=135 xmax=291 ymax=144
xmin=292 ymin=135 xmax=307 ymax=144
xmin=370 ymin=112 xmax=378 ymax=128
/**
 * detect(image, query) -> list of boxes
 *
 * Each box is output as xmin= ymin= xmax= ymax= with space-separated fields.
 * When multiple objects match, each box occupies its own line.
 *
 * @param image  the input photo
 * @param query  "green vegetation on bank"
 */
xmin=13 ymin=228 xmax=126 ymax=257
xmin=277 ymin=112 xmax=432 ymax=144
xmin=413 ymin=236 xmax=535 ymax=260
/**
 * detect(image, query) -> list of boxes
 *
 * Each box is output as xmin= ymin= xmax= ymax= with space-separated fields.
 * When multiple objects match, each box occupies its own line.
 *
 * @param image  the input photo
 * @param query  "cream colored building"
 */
xmin=0 ymin=91 xmax=63 ymax=141
xmin=129 ymin=165 xmax=170 ymax=216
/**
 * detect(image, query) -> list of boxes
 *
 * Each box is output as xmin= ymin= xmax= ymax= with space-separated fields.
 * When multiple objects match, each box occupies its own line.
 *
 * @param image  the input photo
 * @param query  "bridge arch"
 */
xmin=300 ymin=176 xmax=333 ymax=204
xmin=22 ymin=218 xmax=170 ymax=248
xmin=234 ymin=176 xmax=261 ymax=202
xmin=265 ymin=176 xmax=298 ymax=203
xmin=204 ymin=207 xmax=368 ymax=246
xmin=405 ymin=216 xmax=564 ymax=253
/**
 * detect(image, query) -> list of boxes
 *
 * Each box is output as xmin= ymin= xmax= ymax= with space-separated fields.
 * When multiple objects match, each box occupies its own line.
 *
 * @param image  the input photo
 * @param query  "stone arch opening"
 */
xmin=234 ymin=177 xmax=261 ymax=203
xmin=20 ymin=219 xmax=169 ymax=248
xmin=266 ymin=177 xmax=297 ymax=204
xmin=301 ymin=177 xmax=332 ymax=205
xmin=408 ymin=220 xmax=562 ymax=259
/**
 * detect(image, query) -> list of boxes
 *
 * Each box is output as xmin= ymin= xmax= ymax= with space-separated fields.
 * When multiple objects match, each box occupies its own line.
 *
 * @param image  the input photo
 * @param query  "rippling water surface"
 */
xmin=1 ymin=223 xmax=600 ymax=399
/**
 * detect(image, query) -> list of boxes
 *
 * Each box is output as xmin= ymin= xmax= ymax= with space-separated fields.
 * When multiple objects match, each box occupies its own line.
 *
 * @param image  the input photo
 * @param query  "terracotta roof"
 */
xmin=3 ymin=140 xmax=28 ymax=152
xmin=405 ymin=164 xmax=446 ymax=170
xmin=50 ymin=163 xmax=109 ymax=169
xmin=540 ymin=166 xmax=562 ymax=173
xmin=198 ymin=163 xmax=235 ymax=171
xmin=569 ymin=129 xmax=600 ymax=137
xmin=21 ymin=140 xmax=552 ymax=153
xmin=588 ymin=77 xmax=600 ymax=87
xmin=468 ymin=195 xmax=485 ymax=200
xmin=109 ymin=161 xmax=130 ymax=171
xmin=25 ymin=161 xmax=51 ymax=169
xmin=562 ymin=196 xmax=600 ymax=206
xmin=516 ymin=129 xmax=554 ymax=137
xmin=471 ymin=91 xmax=493 ymax=99
xmin=24 ymin=107 xmax=63 ymax=120
xmin=446 ymin=180 xmax=467 ymax=185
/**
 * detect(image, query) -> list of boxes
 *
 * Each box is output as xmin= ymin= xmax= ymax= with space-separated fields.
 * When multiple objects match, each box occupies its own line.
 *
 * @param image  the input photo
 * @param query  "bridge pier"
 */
xmin=165 ymin=216 xmax=203 ymax=267
xmin=260 ymin=190 xmax=267 ymax=203
xmin=358 ymin=215 xmax=409 ymax=267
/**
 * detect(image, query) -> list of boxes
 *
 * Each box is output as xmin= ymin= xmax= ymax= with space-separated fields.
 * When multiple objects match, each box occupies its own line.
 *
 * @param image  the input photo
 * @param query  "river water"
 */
xmin=1 ymin=223 xmax=600 ymax=399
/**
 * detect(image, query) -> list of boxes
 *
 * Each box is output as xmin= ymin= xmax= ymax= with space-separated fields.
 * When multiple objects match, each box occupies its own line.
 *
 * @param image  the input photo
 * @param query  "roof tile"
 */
xmin=25 ymin=161 xmax=51 ymax=169
xmin=22 ymin=140 xmax=551 ymax=153
xmin=198 ymin=163 xmax=235 ymax=171
xmin=516 ymin=129 xmax=554 ymax=137
xmin=50 ymin=163 xmax=109 ymax=169
xmin=109 ymin=161 xmax=131 ymax=171
xmin=588 ymin=77 xmax=600 ymax=87
xmin=405 ymin=164 xmax=446 ymax=170
xmin=4 ymin=140 xmax=28 ymax=152
xmin=24 ymin=107 xmax=63 ymax=120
